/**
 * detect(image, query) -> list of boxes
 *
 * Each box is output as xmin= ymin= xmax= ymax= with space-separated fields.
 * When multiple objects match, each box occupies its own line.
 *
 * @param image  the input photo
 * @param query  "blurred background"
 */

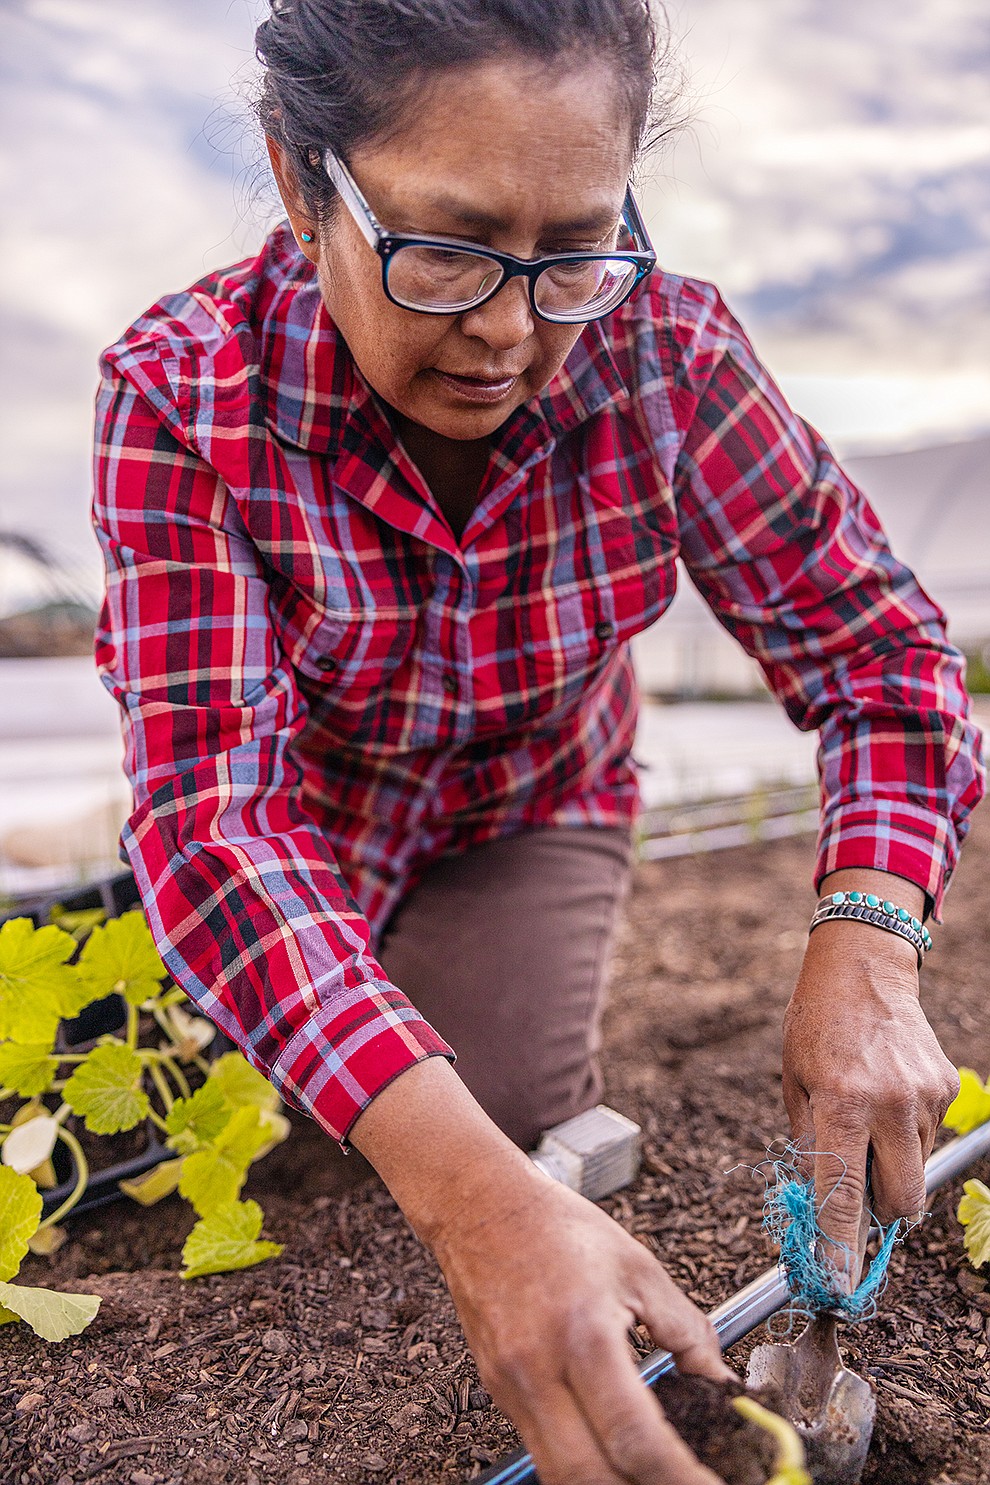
xmin=1 ymin=0 xmax=988 ymax=898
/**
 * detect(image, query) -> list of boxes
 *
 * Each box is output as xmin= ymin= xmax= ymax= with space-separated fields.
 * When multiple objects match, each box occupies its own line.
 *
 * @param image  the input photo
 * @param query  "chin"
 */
xmin=406 ymin=386 xmax=533 ymax=441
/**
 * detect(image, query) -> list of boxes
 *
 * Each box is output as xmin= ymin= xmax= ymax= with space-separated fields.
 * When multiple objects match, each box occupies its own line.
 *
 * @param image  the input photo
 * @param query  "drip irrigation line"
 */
xmin=638 ymin=786 xmax=817 ymax=837
xmin=475 ymin=1119 xmax=990 ymax=1485
xmin=639 ymin=808 xmax=819 ymax=861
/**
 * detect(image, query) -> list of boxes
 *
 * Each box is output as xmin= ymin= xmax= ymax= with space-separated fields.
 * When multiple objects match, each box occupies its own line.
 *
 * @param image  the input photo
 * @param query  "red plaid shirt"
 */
xmin=93 ymin=223 xmax=984 ymax=1144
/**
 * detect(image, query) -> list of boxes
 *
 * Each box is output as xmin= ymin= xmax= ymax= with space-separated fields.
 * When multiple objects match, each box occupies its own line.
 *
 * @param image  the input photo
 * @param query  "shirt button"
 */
xmin=442 ymin=671 xmax=458 ymax=694
xmin=316 ymin=655 xmax=338 ymax=672
xmin=594 ymin=620 xmax=615 ymax=642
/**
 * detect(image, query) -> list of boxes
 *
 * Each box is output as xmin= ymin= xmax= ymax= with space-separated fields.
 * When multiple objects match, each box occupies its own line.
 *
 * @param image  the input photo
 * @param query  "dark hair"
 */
xmin=256 ymin=0 xmax=678 ymax=219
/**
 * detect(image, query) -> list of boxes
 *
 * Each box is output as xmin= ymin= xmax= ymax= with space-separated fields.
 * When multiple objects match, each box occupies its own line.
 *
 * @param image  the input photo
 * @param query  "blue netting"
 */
xmin=758 ymin=1148 xmax=905 ymax=1322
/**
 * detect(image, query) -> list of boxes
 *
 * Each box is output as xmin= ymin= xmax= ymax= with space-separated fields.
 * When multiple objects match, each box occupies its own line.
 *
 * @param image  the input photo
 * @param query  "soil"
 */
xmin=2 ymin=805 xmax=989 ymax=1485
xmin=649 ymin=1376 xmax=777 ymax=1484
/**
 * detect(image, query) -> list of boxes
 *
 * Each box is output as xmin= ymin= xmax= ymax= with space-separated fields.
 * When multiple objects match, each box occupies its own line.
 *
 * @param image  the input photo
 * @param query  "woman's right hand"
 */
xmin=349 ymin=1057 xmax=731 ymax=1485
xmin=432 ymin=1159 xmax=733 ymax=1485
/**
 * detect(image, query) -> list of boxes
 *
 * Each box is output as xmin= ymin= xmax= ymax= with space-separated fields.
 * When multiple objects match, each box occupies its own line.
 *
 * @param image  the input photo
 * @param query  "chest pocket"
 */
xmin=518 ymin=587 xmax=616 ymax=710
xmin=292 ymin=604 xmax=422 ymax=746
xmin=513 ymin=506 xmax=673 ymax=724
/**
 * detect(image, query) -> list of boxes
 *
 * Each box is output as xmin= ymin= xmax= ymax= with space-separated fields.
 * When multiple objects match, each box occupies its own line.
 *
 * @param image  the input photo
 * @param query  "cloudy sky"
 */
xmin=2 ymin=0 xmax=988 ymax=598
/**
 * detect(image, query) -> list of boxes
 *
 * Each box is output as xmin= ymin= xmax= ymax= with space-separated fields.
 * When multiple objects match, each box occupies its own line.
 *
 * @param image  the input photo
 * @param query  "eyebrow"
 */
xmin=408 ymin=192 xmax=622 ymax=238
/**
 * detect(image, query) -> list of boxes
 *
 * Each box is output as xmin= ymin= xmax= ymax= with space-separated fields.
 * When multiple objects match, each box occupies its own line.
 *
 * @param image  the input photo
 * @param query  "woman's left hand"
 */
xmin=781 ymin=871 xmax=959 ymax=1288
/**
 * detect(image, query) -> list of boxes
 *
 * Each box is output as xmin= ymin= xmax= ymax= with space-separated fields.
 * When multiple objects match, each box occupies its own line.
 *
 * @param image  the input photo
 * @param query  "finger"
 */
xmin=636 ymin=1270 xmax=734 ymax=1385
xmin=810 ymin=1121 xmax=870 ymax=1294
xmin=566 ymin=1325 xmax=727 ymax=1485
xmin=920 ymin=1065 xmax=961 ymax=1164
xmin=510 ymin=1380 xmax=627 ymax=1485
xmin=781 ymin=1072 xmax=815 ymax=1180
xmin=870 ymin=1123 xmax=927 ymax=1226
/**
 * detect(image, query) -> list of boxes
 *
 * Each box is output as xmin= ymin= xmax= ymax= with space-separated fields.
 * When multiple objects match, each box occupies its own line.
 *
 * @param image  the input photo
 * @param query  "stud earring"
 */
xmin=301 ymin=230 xmax=314 ymax=243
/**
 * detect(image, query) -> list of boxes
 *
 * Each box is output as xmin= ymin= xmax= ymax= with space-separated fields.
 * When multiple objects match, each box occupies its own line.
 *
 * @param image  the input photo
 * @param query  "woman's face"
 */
xmin=272 ymin=58 xmax=634 ymax=443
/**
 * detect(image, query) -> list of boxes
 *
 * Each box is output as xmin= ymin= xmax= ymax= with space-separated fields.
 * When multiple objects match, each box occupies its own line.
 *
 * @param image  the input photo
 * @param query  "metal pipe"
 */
xmin=476 ymin=1120 xmax=990 ymax=1485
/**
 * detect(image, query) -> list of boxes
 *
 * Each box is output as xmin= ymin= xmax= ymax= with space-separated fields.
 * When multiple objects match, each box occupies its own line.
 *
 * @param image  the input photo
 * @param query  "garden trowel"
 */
xmin=746 ymin=1191 xmax=876 ymax=1485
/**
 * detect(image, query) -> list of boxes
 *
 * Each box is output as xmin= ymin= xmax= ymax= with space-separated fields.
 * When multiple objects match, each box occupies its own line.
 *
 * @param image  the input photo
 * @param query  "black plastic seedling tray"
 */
xmin=2 ymin=870 xmax=233 ymax=1218
xmin=7 ymin=867 xmax=143 ymax=930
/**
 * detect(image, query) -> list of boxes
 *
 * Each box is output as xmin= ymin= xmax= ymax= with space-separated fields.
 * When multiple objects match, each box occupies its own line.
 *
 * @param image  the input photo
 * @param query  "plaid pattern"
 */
xmin=92 ymin=223 xmax=984 ymax=1144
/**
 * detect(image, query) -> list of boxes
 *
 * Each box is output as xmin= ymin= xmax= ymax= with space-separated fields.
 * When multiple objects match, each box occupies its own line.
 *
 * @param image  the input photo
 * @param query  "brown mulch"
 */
xmin=2 ymin=804 xmax=989 ymax=1485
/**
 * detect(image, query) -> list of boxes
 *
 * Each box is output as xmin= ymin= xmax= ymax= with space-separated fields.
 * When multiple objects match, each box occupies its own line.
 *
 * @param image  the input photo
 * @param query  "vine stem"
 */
xmin=37 ymin=1125 xmax=90 ymax=1230
xmin=147 ymin=1060 xmax=175 ymax=1119
xmin=126 ymin=1002 xmax=139 ymax=1050
xmin=158 ymin=1054 xmax=191 ymax=1101
xmin=150 ymin=1003 xmax=181 ymax=1046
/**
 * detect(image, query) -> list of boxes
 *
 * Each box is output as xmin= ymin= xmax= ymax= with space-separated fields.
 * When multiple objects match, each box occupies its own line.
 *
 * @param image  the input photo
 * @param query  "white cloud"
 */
xmin=649 ymin=0 xmax=990 ymax=385
xmin=1 ymin=0 xmax=987 ymax=570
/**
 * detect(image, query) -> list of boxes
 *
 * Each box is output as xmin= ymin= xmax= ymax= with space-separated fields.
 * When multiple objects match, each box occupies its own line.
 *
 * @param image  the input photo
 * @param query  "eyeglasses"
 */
xmin=321 ymin=149 xmax=656 ymax=325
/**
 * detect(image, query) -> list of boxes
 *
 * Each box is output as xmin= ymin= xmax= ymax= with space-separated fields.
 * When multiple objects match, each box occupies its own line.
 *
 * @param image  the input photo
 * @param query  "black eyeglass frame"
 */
xmin=321 ymin=149 xmax=657 ymax=325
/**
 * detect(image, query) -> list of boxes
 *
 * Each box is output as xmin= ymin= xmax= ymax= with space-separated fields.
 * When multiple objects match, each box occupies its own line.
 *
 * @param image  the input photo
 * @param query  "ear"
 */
xmin=266 ymin=136 xmax=321 ymax=261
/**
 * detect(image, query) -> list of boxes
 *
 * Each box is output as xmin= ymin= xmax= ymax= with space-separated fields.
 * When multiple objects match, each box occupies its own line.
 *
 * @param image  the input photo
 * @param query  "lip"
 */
xmin=431 ymin=369 xmax=521 ymax=404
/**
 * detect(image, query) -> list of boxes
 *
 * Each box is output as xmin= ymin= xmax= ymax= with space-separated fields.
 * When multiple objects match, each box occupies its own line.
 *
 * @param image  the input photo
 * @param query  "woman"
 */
xmin=92 ymin=2 xmax=983 ymax=1481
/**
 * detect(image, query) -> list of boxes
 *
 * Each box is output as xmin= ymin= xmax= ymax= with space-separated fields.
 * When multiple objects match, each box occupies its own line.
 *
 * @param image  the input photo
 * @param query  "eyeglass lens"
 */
xmin=386 ymin=245 xmax=640 ymax=321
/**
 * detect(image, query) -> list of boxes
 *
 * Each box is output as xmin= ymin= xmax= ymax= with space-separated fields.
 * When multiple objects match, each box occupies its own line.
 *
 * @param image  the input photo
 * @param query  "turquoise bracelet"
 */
xmin=810 ymin=890 xmax=932 ymax=964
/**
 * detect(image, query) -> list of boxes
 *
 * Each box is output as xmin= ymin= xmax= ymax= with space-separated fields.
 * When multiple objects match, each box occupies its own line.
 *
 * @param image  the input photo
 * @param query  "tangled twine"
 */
xmin=752 ymin=1146 xmax=906 ymax=1323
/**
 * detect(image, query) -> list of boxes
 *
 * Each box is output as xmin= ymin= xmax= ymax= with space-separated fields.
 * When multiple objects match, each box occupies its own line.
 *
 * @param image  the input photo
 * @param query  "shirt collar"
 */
xmin=261 ymin=224 xmax=629 ymax=458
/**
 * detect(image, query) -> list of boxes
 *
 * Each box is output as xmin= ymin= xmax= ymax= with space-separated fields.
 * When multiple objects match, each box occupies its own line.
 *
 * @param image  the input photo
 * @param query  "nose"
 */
xmin=459 ymin=273 xmax=535 ymax=351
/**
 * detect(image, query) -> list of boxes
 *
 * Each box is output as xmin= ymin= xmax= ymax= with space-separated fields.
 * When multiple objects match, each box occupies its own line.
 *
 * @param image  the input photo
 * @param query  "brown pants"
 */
xmin=376 ymin=827 xmax=635 ymax=1150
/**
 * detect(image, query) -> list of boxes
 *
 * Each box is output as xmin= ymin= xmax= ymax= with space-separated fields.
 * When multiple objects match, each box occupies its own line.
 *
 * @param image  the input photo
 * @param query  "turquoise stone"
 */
xmin=866 ymin=894 xmax=880 ymax=908
xmin=831 ymin=891 xmax=845 ymax=905
xmin=897 ymin=908 xmax=910 ymax=921
xmin=911 ymin=917 xmax=922 ymax=932
xmin=849 ymin=891 xmax=863 ymax=904
xmin=882 ymin=900 xmax=895 ymax=915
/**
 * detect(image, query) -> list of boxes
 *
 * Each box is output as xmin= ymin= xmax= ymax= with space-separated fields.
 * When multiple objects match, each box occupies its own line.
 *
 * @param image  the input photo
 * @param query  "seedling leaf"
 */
xmin=165 ymin=1080 xmax=232 ymax=1153
xmin=48 ymin=905 xmax=108 ymax=941
xmin=63 ymin=1043 xmax=149 ymax=1134
xmin=0 ymin=1043 xmax=58 ymax=1097
xmin=943 ymin=1067 xmax=990 ymax=1135
xmin=7 ymin=1105 xmax=57 ymax=1186
xmin=208 ymin=1052 xmax=280 ymax=1112
xmin=119 ymin=1158 xmax=184 ymax=1206
xmin=1 ymin=1115 xmax=60 ymax=1175
xmin=178 ymin=1106 xmax=270 ymax=1216
xmin=165 ymin=1004 xmax=216 ymax=1060
xmin=0 ymin=1279 xmax=101 ymax=1341
xmin=180 ymin=1199 xmax=282 ymax=1279
xmin=77 ymin=911 xmax=167 ymax=1006
xmin=958 ymin=1178 xmax=990 ymax=1269
xmin=0 ymin=1165 xmax=43 ymax=1280
xmin=254 ymin=1109 xmax=291 ymax=1161
xmin=0 ymin=919 xmax=78 ymax=1046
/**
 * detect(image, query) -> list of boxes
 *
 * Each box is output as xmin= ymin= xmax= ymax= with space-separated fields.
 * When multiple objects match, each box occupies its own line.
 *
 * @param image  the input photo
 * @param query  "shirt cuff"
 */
xmin=815 ymin=797 xmax=958 ymax=922
xmin=268 ymin=979 xmax=455 ymax=1146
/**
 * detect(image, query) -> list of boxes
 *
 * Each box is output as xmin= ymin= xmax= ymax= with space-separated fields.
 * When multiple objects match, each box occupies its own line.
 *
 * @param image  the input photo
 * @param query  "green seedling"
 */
xmin=942 ymin=1066 xmax=990 ymax=1272
xmin=0 ymin=908 xmax=286 ymax=1340
xmin=731 ymin=1395 xmax=812 ymax=1485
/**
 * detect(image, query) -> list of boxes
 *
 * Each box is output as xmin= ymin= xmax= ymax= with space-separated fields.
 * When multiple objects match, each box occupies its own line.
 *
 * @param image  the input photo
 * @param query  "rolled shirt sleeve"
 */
xmin=669 ymin=283 xmax=985 ymax=919
xmin=92 ymin=367 xmax=453 ymax=1145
